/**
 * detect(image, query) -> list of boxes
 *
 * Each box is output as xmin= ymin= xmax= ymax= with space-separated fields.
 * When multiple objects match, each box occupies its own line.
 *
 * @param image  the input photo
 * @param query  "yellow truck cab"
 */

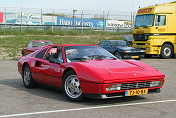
xmin=132 ymin=2 xmax=176 ymax=59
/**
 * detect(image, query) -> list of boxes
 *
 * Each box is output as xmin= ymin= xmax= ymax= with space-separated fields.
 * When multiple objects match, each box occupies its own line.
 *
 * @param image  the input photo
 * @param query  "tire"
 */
xmin=22 ymin=64 xmax=38 ymax=88
xmin=160 ymin=44 xmax=173 ymax=59
xmin=144 ymin=54 xmax=152 ymax=58
xmin=62 ymin=71 xmax=84 ymax=102
xmin=135 ymin=57 xmax=141 ymax=60
xmin=114 ymin=51 xmax=122 ymax=59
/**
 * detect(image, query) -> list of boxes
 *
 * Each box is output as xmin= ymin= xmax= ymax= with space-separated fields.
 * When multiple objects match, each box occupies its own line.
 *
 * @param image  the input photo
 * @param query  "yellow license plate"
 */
xmin=125 ymin=88 xmax=148 ymax=96
xmin=131 ymin=56 xmax=139 ymax=58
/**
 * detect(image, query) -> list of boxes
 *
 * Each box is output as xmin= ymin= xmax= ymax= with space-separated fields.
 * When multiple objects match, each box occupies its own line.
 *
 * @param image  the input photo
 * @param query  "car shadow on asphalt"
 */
xmin=0 ymin=78 xmax=147 ymax=106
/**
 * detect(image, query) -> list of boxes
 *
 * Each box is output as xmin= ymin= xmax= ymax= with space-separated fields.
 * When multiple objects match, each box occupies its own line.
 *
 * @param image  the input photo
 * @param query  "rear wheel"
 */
xmin=160 ymin=44 xmax=173 ymax=59
xmin=63 ymin=71 xmax=84 ymax=102
xmin=23 ymin=64 xmax=38 ymax=88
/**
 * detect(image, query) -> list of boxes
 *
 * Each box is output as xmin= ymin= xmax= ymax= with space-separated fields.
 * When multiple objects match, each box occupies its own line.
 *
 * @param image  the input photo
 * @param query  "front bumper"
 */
xmin=120 ymin=52 xmax=146 ymax=59
xmin=80 ymin=79 xmax=164 ymax=95
xmin=132 ymin=41 xmax=161 ymax=55
xmin=85 ymin=88 xmax=160 ymax=99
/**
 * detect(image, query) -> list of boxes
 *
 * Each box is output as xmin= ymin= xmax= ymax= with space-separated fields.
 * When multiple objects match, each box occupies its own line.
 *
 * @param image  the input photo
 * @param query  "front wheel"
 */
xmin=63 ymin=71 xmax=84 ymax=102
xmin=160 ymin=44 xmax=173 ymax=59
xmin=135 ymin=57 xmax=141 ymax=60
xmin=114 ymin=51 xmax=122 ymax=59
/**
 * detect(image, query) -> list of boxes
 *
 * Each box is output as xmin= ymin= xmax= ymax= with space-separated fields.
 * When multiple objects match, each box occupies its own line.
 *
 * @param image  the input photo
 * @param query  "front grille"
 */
xmin=137 ymin=43 xmax=145 ymax=45
xmin=121 ymin=81 xmax=151 ymax=90
xmin=133 ymin=34 xmax=149 ymax=41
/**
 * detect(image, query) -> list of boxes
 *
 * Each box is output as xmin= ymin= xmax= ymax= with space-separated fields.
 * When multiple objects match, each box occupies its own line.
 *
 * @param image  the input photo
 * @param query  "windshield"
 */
xmin=64 ymin=46 xmax=117 ymax=62
xmin=32 ymin=41 xmax=53 ymax=47
xmin=134 ymin=14 xmax=154 ymax=27
xmin=111 ymin=40 xmax=130 ymax=47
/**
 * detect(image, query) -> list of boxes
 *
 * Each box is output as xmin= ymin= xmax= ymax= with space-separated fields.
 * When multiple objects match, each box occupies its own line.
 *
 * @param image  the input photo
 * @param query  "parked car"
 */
xmin=98 ymin=40 xmax=145 ymax=60
xmin=18 ymin=44 xmax=165 ymax=101
xmin=22 ymin=40 xmax=53 ymax=56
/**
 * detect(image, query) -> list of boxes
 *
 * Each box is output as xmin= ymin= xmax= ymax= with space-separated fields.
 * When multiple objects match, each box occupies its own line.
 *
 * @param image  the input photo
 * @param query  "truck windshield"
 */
xmin=134 ymin=14 xmax=154 ymax=27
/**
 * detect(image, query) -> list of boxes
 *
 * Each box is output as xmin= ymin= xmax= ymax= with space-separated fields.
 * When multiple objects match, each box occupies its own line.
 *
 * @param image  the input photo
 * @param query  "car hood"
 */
xmin=75 ymin=59 xmax=164 ymax=83
xmin=114 ymin=46 xmax=136 ymax=50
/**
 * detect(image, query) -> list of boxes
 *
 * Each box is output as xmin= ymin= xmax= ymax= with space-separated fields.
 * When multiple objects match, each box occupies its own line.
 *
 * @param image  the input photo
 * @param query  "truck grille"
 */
xmin=133 ymin=34 xmax=148 ymax=41
xmin=136 ymin=43 xmax=145 ymax=45
xmin=121 ymin=81 xmax=151 ymax=90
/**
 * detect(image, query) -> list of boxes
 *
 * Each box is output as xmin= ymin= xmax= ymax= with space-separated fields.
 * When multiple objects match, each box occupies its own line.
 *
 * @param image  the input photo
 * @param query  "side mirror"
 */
xmin=48 ymin=58 xmax=60 ymax=64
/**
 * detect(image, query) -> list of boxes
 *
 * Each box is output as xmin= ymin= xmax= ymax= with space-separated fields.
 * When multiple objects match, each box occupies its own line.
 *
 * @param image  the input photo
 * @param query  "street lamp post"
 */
xmin=73 ymin=10 xmax=77 ymax=29
xmin=20 ymin=0 xmax=23 ymax=32
xmin=81 ymin=0 xmax=83 ymax=34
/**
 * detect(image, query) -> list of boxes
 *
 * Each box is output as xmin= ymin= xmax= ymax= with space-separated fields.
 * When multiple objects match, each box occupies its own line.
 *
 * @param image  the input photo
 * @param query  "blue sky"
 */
xmin=0 ymin=0 xmax=175 ymax=12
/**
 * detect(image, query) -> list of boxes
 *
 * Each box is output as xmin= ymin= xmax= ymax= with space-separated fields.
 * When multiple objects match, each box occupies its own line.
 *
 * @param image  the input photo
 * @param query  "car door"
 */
xmin=31 ymin=48 xmax=48 ymax=83
xmin=154 ymin=14 xmax=168 ymax=42
xmin=34 ymin=46 xmax=64 ymax=87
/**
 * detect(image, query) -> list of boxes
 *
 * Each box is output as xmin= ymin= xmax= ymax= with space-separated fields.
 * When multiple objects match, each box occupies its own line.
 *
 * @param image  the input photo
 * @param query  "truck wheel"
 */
xmin=160 ymin=44 xmax=173 ymax=59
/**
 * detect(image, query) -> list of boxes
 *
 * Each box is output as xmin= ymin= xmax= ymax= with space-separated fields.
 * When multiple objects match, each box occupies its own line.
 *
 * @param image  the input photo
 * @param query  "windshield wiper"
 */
xmin=143 ymin=26 xmax=148 ymax=28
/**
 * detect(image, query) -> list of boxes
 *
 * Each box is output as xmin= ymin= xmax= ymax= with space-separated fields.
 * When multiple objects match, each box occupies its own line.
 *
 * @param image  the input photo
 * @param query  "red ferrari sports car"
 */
xmin=18 ymin=44 xmax=165 ymax=101
xmin=22 ymin=40 xmax=53 ymax=56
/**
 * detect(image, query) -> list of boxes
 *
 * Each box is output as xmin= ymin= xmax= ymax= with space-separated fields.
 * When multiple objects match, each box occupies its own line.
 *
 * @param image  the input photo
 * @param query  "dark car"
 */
xmin=22 ymin=40 xmax=53 ymax=56
xmin=98 ymin=40 xmax=145 ymax=60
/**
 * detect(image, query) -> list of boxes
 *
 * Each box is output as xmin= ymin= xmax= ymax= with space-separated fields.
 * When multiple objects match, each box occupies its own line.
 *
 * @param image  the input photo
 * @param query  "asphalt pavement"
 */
xmin=0 ymin=58 xmax=175 ymax=118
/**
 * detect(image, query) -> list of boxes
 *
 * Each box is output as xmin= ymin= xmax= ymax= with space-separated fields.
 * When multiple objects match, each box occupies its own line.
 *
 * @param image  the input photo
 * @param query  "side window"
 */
xmin=27 ymin=42 xmax=33 ymax=48
xmin=99 ymin=42 xmax=110 ymax=47
xmin=44 ymin=46 xmax=64 ymax=63
xmin=156 ymin=15 xmax=166 ymax=26
xmin=103 ymin=41 xmax=111 ymax=47
xmin=35 ymin=49 xmax=47 ymax=59
xmin=44 ymin=47 xmax=57 ymax=60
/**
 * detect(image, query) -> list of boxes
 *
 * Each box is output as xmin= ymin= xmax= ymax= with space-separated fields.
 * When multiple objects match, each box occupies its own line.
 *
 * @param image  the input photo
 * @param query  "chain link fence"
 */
xmin=0 ymin=7 xmax=136 ymax=33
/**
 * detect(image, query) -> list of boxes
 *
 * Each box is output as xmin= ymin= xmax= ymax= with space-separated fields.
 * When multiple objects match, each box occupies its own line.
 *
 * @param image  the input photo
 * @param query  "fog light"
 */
xmin=150 ymin=81 xmax=162 ymax=87
xmin=106 ymin=84 xmax=121 ymax=91
xmin=146 ymin=48 xmax=150 ymax=50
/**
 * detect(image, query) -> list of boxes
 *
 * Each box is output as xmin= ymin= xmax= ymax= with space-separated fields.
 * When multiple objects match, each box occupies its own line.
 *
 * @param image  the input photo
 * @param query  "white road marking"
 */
xmin=0 ymin=99 xmax=176 ymax=118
